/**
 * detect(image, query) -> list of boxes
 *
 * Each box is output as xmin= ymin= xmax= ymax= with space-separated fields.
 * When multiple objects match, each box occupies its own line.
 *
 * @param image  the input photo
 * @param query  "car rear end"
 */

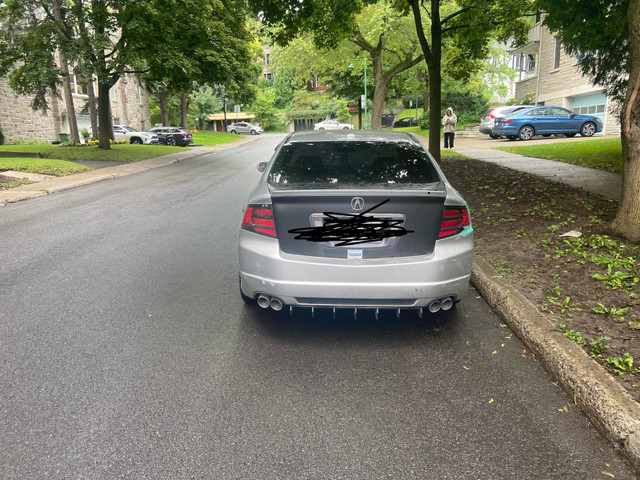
xmin=481 ymin=105 xmax=533 ymax=137
xmin=238 ymin=131 xmax=474 ymax=316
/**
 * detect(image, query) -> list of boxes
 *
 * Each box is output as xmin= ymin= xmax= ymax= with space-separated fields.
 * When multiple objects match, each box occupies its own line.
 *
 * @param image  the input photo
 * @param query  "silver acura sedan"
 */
xmin=238 ymin=130 xmax=474 ymax=317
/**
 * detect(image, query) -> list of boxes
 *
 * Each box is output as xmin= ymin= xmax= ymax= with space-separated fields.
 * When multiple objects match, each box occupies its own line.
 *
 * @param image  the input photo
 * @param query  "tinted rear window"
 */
xmin=267 ymin=141 xmax=441 ymax=189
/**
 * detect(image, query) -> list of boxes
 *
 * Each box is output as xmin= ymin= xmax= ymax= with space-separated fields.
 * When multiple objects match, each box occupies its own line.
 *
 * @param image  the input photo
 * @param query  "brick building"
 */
xmin=511 ymin=13 xmax=620 ymax=135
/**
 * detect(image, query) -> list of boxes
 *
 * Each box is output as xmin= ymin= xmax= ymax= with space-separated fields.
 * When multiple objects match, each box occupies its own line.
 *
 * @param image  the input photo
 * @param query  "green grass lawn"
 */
xmin=191 ymin=130 xmax=245 ymax=145
xmin=0 ymin=144 xmax=187 ymax=162
xmin=495 ymin=138 xmax=622 ymax=174
xmin=0 ymin=158 xmax=91 ymax=176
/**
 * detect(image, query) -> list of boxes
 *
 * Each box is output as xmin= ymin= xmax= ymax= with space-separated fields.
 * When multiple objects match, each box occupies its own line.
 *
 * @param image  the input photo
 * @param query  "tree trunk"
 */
xmin=87 ymin=78 xmax=98 ymax=139
xmin=370 ymin=52 xmax=385 ymax=130
xmin=428 ymin=0 xmax=442 ymax=162
xmin=97 ymin=81 xmax=113 ymax=150
xmin=52 ymin=0 xmax=80 ymax=145
xmin=181 ymin=94 xmax=189 ymax=129
xmin=158 ymin=89 xmax=169 ymax=126
xmin=609 ymin=0 xmax=640 ymax=243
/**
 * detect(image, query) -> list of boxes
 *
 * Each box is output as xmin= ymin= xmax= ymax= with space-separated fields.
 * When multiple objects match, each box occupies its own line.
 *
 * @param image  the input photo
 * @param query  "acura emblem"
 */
xmin=351 ymin=197 xmax=364 ymax=211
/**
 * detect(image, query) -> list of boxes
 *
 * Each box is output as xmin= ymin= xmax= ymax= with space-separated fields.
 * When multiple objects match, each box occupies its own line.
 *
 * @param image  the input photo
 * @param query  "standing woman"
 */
xmin=442 ymin=107 xmax=457 ymax=149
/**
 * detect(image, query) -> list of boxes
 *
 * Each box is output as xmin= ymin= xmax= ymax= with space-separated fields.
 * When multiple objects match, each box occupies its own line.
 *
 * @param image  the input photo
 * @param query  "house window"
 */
xmin=137 ymin=85 xmax=142 ymax=104
xmin=111 ymin=87 xmax=117 ymax=101
xmin=553 ymin=36 xmax=561 ymax=69
xmin=264 ymin=53 xmax=270 ymax=66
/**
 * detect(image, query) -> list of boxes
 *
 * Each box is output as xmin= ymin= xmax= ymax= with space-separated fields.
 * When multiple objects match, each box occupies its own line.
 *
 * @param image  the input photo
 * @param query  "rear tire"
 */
xmin=518 ymin=125 xmax=534 ymax=140
xmin=580 ymin=122 xmax=596 ymax=137
xmin=130 ymin=137 xmax=143 ymax=144
xmin=250 ymin=129 xmax=257 ymax=135
xmin=343 ymin=127 xmax=350 ymax=130
xmin=166 ymin=137 xmax=176 ymax=146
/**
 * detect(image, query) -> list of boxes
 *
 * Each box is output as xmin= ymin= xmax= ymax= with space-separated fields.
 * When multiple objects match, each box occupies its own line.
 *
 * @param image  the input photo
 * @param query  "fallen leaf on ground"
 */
xmin=488 ymin=398 xmax=494 ymax=404
xmin=492 ymin=351 xmax=497 ymax=355
xmin=601 ymin=471 xmax=615 ymax=478
xmin=463 ymin=366 xmax=470 ymax=370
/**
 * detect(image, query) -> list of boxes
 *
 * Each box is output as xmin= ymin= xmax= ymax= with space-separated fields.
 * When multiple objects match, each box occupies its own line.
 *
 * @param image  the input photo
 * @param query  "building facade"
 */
xmin=0 ymin=73 xmax=152 ymax=144
xmin=511 ymin=14 xmax=620 ymax=135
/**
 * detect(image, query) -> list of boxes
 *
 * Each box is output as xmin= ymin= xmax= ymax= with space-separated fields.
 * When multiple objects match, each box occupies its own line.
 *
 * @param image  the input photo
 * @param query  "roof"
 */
xmin=206 ymin=112 xmax=255 ymax=121
xmin=284 ymin=130 xmax=419 ymax=145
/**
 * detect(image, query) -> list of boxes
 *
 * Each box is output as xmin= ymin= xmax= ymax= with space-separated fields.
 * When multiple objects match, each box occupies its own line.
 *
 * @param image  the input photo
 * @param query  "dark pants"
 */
xmin=444 ymin=132 xmax=455 ymax=148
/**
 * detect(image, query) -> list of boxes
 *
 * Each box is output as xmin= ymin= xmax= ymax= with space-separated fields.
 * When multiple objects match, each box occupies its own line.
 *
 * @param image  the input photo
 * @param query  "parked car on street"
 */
xmin=148 ymin=126 xmax=194 ymax=146
xmin=227 ymin=122 xmax=263 ymax=135
xmin=238 ymin=130 xmax=474 ymax=317
xmin=492 ymin=106 xmax=603 ymax=141
xmin=113 ymin=125 xmax=159 ymax=144
xmin=313 ymin=119 xmax=355 ymax=130
xmin=479 ymin=105 xmax=533 ymax=138
xmin=392 ymin=116 xmax=420 ymax=128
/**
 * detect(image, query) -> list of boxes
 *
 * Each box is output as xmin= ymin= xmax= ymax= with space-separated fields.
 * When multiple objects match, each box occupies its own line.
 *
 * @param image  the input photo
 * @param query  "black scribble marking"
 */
xmin=288 ymin=199 xmax=414 ymax=246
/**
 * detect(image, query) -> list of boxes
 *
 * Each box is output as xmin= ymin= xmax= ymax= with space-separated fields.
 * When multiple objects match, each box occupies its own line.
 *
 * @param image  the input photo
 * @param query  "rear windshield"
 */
xmin=267 ymin=141 xmax=442 ymax=189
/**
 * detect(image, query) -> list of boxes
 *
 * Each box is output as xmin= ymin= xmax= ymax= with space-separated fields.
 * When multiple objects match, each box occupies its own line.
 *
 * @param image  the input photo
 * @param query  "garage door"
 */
xmin=571 ymin=92 xmax=607 ymax=125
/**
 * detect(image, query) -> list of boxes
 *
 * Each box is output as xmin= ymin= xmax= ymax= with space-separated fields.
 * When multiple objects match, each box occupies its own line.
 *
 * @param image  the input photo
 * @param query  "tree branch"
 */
xmin=440 ymin=7 xmax=472 ymax=25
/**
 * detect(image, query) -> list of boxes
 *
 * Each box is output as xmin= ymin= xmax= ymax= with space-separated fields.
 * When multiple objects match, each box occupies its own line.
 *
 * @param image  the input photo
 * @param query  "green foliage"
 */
xmin=190 ymin=86 xmax=222 ymax=129
xmin=402 ymin=95 xmax=424 ymax=109
xmin=272 ymin=69 xmax=296 ymax=108
xmin=588 ymin=336 xmax=611 ymax=359
xmin=0 ymin=158 xmax=90 ymax=176
xmin=420 ymin=110 xmax=430 ymax=130
xmin=592 ymin=303 xmax=629 ymax=323
xmin=441 ymin=77 xmax=491 ymax=125
xmin=557 ymin=324 xmax=585 ymax=345
xmin=605 ymin=353 xmax=640 ymax=376
xmin=248 ymin=89 xmax=280 ymax=130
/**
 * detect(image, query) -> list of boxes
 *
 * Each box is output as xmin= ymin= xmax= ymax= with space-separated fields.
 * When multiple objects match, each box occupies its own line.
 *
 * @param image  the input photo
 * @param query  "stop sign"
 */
xmin=349 ymin=105 xmax=356 ymax=113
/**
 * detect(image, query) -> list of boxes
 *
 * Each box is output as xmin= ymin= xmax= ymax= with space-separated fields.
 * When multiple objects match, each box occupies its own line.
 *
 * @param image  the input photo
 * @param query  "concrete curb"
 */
xmin=472 ymin=255 xmax=640 ymax=472
xmin=0 ymin=135 xmax=260 ymax=207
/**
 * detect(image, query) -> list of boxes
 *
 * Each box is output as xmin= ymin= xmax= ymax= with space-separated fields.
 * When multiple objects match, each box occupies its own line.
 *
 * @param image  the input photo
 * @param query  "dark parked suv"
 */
xmin=148 ymin=127 xmax=194 ymax=146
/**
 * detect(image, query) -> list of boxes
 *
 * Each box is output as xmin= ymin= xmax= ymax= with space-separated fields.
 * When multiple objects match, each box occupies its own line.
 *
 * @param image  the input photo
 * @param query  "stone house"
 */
xmin=511 ymin=13 xmax=620 ymax=135
xmin=0 ymin=72 xmax=152 ymax=144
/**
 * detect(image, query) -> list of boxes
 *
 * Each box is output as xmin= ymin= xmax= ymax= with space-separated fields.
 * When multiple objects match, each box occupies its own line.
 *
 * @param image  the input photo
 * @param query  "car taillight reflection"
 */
xmin=242 ymin=205 xmax=277 ymax=237
xmin=439 ymin=207 xmax=470 ymax=238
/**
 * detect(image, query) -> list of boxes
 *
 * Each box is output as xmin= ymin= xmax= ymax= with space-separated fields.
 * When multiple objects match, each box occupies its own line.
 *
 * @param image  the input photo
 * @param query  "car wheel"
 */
xmin=166 ymin=137 xmax=176 ymax=146
xmin=489 ymin=134 xmax=500 ymax=139
xmin=319 ymin=127 xmax=325 ymax=130
xmin=343 ymin=127 xmax=350 ymax=130
xmin=580 ymin=122 xmax=596 ymax=137
xmin=250 ymin=129 xmax=257 ymax=135
xmin=230 ymin=130 xmax=237 ymax=134
xmin=130 ymin=137 xmax=143 ymax=144
xmin=518 ymin=125 xmax=534 ymax=140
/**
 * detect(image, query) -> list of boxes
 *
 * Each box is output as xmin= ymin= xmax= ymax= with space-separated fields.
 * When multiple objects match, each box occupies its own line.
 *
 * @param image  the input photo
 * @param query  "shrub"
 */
xmin=419 ymin=110 xmax=430 ymax=130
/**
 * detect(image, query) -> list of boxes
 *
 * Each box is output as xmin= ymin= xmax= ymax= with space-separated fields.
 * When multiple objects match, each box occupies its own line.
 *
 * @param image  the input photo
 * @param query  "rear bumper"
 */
xmin=238 ymin=230 xmax=474 ymax=308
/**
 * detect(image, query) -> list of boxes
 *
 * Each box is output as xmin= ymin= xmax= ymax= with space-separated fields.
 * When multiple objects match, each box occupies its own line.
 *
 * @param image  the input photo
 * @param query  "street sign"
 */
xmin=234 ymin=105 xmax=240 ymax=113
xmin=349 ymin=105 xmax=356 ymax=113
xmin=360 ymin=94 xmax=365 ymax=108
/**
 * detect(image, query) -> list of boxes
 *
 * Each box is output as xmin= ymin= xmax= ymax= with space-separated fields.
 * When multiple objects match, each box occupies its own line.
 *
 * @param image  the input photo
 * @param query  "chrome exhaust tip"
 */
xmin=257 ymin=295 xmax=271 ymax=309
xmin=441 ymin=297 xmax=454 ymax=311
xmin=270 ymin=298 xmax=283 ymax=311
xmin=428 ymin=300 xmax=442 ymax=313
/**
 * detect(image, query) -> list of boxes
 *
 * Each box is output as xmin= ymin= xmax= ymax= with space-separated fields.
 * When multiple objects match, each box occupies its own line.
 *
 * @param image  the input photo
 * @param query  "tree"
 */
xmin=403 ymin=0 xmax=532 ymax=160
xmin=267 ymin=2 xmax=423 ymax=130
xmin=538 ymin=0 xmax=639 ymax=242
xmin=248 ymin=89 xmax=280 ymax=129
xmin=190 ymin=85 xmax=221 ymax=130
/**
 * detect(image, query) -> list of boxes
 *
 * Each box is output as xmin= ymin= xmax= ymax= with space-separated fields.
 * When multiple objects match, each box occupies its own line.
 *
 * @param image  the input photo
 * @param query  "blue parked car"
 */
xmin=493 ymin=106 xmax=603 ymax=141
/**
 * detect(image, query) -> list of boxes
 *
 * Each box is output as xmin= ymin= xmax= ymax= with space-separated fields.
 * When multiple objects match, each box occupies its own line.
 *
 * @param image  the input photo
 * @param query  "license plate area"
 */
xmin=310 ymin=212 xmax=406 ymax=248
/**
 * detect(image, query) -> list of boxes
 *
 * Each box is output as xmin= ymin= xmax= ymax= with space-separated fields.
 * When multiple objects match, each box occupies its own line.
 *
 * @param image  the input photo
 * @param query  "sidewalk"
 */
xmin=0 ymin=136 xmax=259 ymax=207
xmin=450 ymin=136 xmax=622 ymax=202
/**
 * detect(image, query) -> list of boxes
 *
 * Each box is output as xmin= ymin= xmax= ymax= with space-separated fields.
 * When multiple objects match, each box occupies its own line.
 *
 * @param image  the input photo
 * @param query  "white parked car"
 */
xmin=113 ymin=125 xmax=159 ymax=144
xmin=227 ymin=122 xmax=263 ymax=135
xmin=313 ymin=119 xmax=354 ymax=130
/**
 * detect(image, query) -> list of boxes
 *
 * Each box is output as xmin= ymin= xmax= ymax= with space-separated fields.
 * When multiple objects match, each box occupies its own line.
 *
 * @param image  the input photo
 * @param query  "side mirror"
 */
xmin=257 ymin=161 xmax=268 ymax=173
xmin=570 ymin=112 xmax=577 ymax=118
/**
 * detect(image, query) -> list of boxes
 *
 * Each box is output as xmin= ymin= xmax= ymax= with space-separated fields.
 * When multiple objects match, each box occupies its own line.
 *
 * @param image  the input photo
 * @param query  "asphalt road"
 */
xmin=1 ymin=135 xmax=637 ymax=479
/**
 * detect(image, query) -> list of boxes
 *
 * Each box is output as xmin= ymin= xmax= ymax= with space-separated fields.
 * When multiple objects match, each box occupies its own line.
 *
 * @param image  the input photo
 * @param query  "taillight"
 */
xmin=180 ymin=132 xmax=186 ymax=137
xmin=488 ymin=109 xmax=496 ymax=119
xmin=502 ymin=119 xmax=513 ymax=124
xmin=241 ymin=205 xmax=277 ymax=237
xmin=439 ymin=206 xmax=470 ymax=238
